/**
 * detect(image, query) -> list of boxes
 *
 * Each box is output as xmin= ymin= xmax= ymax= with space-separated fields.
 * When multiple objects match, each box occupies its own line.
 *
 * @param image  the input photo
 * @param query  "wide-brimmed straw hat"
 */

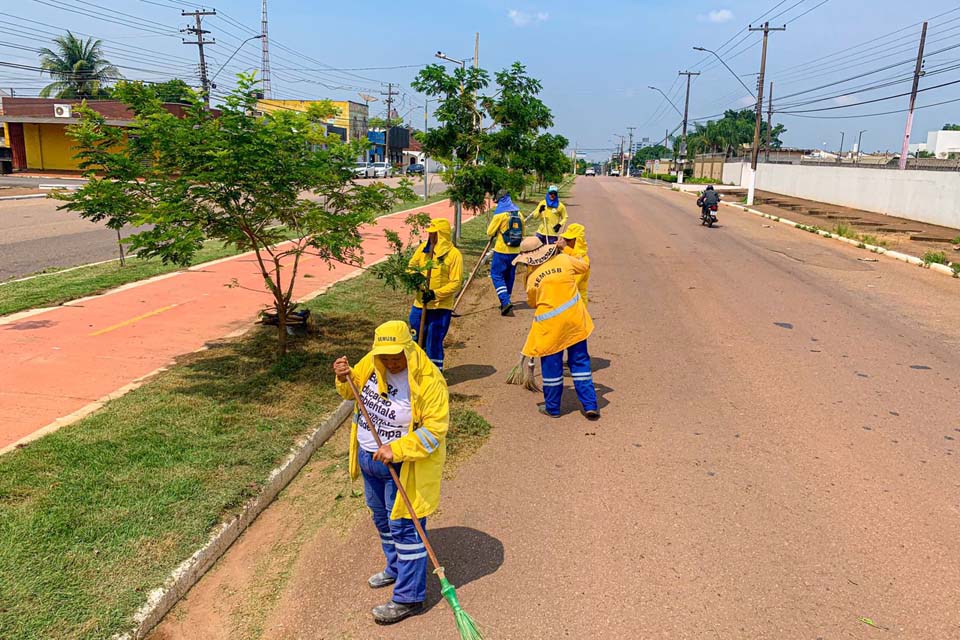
xmin=512 ymin=236 xmax=558 ymax=266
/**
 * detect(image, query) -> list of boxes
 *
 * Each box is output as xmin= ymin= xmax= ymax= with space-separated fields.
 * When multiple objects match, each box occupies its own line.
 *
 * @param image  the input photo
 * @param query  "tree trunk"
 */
xmin=116 ymin=228 xmax=126 ymax=267
xmin=276 ymin=299 xmax=288 ymax=357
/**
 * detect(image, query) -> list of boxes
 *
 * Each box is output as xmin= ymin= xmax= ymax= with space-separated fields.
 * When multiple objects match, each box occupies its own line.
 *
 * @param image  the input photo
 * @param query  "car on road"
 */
xmin=370 ymin=162 xmax=393 ymax=179
xmin=584 ymin=167 xmax=596 ymax=177
xmin=609 ymin=168 xmax=621 ymax=177
xmin=353 ymin=162 xmax=370 ymax=178
xmin=406 ymin=163 xmax=425 ymax=176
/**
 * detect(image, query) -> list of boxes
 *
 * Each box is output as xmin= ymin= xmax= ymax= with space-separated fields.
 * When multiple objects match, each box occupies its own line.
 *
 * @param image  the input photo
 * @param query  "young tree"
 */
xmin=57 ymin=74 xmax=415 ymax=356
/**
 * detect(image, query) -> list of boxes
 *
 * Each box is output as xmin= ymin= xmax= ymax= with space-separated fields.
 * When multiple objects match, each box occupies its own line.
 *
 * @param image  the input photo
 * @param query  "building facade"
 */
xmin=256 ymin=99 xmax=369 ymax=143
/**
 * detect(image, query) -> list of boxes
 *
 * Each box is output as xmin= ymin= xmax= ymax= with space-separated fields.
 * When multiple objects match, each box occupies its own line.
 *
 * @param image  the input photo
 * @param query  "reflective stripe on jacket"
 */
xmin=521 ymin=252 xmax=593 ymax=358
xmin=486 ymin=212 xmax=525 ymax=254
xmin=336 ymin=344 xmax=449 ymax=520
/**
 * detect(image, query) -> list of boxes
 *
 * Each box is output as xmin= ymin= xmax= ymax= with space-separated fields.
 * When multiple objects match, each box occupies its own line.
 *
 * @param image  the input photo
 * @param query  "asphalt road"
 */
xmin=152 ymin=176 xmax=960 ymax=638
xmin=0 ymin=175 xmax=446 ymax=282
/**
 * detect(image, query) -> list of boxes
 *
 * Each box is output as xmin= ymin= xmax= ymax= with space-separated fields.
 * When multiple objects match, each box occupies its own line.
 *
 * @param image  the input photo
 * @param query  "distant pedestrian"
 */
xmin=513 ymin=237 xmax=599 ymax=419
xmin=529 ymin=184 xmax=567 ymax=245
xmin=333 ymin=320 xmax=449 ymax=625
xmin=486 ymin=193 xmax=525 ymax=315
xmin=559 ymin=223 xmax=590 ymax=305
xmin=408 ymin=218 xmax=462 ymax=371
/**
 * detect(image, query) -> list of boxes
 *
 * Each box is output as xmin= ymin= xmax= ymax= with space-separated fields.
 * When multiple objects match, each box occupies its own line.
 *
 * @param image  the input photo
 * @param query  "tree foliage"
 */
xmin=57 ymin=74 xmax=415 ymax=356
xmin=630 ymin=144 xmax=671 ymax=169
xmin=681 ymin=109 xmax=786 ymax=157
xmin=39 ymin=32 xmax=120 ymax=99
xmin=150 ymin=78 xmax=196 ymax=104
xmin=942 ymin=123 xmax=960 ymax=131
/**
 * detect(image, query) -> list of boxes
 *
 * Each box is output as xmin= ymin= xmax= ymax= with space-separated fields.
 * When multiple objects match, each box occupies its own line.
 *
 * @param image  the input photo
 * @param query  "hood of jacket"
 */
xmin=562 ymin=223 xmax=588 ymax=256
xmin=424 ymin=217 xmax=455 ymax=257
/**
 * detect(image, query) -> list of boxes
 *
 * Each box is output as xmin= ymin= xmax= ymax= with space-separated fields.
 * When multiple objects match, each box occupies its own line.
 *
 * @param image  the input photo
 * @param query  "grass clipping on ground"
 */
xmin=0 ymin=213 xmax=490 ymax=640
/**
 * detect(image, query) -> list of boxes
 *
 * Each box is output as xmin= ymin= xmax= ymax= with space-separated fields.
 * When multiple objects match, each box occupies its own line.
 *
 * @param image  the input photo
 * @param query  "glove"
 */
xmin=553 ymin=223 xmax=562 ymax=233
xmin=538 ymin=204 xmax=546 ymax=214
xmin=421 ymin=289 xmax=437 ymax=304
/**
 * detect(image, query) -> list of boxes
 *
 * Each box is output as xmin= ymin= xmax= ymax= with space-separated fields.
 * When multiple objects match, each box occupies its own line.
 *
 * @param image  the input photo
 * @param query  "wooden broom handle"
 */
xmin=345 ymin=373 xmax=442 ymax=572
xmin=417 ymin=247 xmax=435 ymax=347
xmin=452 ymin=235 xmax=494 ymax=314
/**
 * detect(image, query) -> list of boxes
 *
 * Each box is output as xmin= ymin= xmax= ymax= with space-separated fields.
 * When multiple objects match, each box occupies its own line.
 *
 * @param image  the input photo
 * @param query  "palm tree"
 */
xmin=39 ymin=32 xmax=120 ymax=99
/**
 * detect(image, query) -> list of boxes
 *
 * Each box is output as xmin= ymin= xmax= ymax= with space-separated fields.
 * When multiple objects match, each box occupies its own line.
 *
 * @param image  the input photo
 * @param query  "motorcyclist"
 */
xmin=697 ymin=185 xmax=721 ymax=218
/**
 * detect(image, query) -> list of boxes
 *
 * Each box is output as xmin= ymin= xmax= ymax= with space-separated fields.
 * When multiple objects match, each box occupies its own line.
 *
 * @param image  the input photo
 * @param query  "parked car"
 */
xmin=584 ymin=167 xmax=596 ymax=177
xmin=353 ymin=162 xmax=370 ymax=178
xmin=609 ymin=168 xmax=621 ymax=177
xmin=370 ymin=162 xmax=393 ymax=178
xmin=406 ymin=163 xmax=425 ymax=176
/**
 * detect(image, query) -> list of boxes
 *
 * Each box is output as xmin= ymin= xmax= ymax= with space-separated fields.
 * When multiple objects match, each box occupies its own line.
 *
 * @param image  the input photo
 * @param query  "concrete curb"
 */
xmin=113 ymin=399 xmax=354 ymax=640
xmin=669 ymin=188 xmax=959 ymax=281
xmin=0 ymin=193 xmax=46 ymax=201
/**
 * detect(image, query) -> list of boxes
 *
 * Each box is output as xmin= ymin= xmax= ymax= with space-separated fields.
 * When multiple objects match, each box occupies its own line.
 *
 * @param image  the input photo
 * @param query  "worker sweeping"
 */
xmin=513 ymin=237 xmax=600 ymax=419
xmin=529 ymin=185 xmax=568 ymax=244
xmin=486 ymin=193 xmax=525 ymax=315
xmin=559 ymin=223 xmax=590 ymax=304
xmin=408 ymin=218 xmax=463 ymax=371
xmin=333 ymin=320 xmax=449 ymax=625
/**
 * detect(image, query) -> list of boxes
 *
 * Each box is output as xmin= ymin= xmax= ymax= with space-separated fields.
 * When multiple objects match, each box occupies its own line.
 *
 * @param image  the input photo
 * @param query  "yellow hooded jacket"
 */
xmin=561 ymin=223 xmax=590 ymax=304
xmin=409 ymin=218 xmax=463 ymax=311
xmin=522 ymin=251 xmax=593 ymax=358
xmin=336 ymin=331 xmax=449 ymax=520
xmin=529 ymin=199 xmax=568 ymax=237
xmin=486 ymin=212 xmax=525 ymax=254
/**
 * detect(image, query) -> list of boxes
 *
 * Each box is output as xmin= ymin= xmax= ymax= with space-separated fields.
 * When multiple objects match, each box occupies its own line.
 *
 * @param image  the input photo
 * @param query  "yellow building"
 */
xmin=256 ymin=99 xmax=369 ymax=142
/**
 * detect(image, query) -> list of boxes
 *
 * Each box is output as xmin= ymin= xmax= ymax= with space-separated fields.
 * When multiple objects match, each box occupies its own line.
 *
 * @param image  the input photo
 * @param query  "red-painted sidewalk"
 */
xmin=0 ymin=199 xmax=472 ymax=452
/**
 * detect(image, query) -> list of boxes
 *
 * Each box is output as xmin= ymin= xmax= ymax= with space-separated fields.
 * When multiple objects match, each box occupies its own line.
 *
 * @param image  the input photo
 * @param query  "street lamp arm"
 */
xmin=648 ymin=86 xmax=684 ymax=117
xmin=211 ymin=34 xmax=264 ymax=84
xmin=693 ymin=46 xmax=756 ymax=99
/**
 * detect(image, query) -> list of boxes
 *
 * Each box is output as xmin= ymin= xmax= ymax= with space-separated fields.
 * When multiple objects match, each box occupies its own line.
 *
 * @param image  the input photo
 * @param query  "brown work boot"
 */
xmin=372 ymin=600 xmax=424 ymax=625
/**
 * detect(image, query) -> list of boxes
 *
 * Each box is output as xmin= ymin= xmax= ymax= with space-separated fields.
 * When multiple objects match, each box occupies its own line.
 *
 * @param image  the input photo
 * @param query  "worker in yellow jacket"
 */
xmin=486 ymin=193 xmax=525 ymax=315
xmin=559 ymin=223 xmax=590 ymax=304
xmin=333 ymin=320 xmax=449 ymax=625
xmin=529 ymin=184 xmax=567 ymax=244
xmin=513 ymin=237 xmax=599 ymax=419
xmin=408 ymin=218 xmax=463 ymax=371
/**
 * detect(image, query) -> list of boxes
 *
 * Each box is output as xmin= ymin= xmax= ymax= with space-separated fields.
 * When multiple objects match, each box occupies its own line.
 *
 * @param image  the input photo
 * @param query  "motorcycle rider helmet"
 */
xmin=706 ymin=185 xmax=714 ymax=191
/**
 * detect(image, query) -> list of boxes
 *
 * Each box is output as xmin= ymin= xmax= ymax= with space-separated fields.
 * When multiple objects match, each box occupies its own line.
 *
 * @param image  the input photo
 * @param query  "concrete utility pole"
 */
xmin=381 ymin=83 xmax=399 ymax=164
xmin=181 ymin=9 xmax=216 ymax=108
xmin=857 ymin=130 xmax=867 ymax=164
xmin=626 ymin=126 xmax=635 ymax=175
xmin=765 ymin=81 xmax=773 ymax=163
xmin=899 ymin=22 xmax=928 ymax=170
xmin=838 ymin=131 xmax=846 ymax=163
xmin=678 ymin=71 xmax=700 ymax=185
xmin=746 ymin=21 xmax=785 ymax=205
xmin=613 ymin=134 xmax=625 ymax=176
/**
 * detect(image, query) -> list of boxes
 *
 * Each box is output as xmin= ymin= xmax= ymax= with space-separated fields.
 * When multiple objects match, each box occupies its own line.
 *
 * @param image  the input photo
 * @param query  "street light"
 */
xmin=693 ymin=46 xmax=756 ymax=99
xmin=210 ymin=34 xmax=264 ymax=86
xmin=648 ymin=86 xmax=683 ymax=117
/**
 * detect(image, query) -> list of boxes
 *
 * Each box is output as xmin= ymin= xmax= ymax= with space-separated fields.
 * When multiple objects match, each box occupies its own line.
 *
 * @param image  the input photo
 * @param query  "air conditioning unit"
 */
xmin=53 ymin=104 xmax=72 ymax=118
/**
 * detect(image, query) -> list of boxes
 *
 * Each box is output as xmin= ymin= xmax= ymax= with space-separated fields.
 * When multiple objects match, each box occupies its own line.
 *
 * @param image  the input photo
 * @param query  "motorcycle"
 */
xmin=697 ymin=197 xmax=718 ymax=227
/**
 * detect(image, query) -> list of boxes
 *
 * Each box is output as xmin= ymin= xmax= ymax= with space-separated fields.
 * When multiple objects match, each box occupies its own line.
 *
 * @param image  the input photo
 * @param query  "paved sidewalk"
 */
xmin=0 ymin=199 xmax=468 ymax=452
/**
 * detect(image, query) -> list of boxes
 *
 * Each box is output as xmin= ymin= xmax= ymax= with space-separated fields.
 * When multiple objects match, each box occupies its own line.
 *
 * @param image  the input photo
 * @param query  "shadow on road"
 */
xmin=445 ymin=364 xmax=497 ymax=386
xmin=421 ymin=526 xmax=504 ymax=613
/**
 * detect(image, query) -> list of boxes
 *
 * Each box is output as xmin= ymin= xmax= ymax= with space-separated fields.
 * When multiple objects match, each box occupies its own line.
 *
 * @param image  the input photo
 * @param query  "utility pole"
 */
xmin=765 ymin=81 xmax=773 ymax=163
xmin=899 ymin=21 xmax=928 ymax=170
xmin=626 ymin=126 xmax=635 ymax=176
xmin=746 ymin=21 xmax=785 ymax=205
xmin=260 ymin=0 xmax=271 ymax=98
xmin=423 ymin=99 xmax=430 ymax=200
xmin=678 ymin=71 xmax=700 ymax=184
xmin=381 ymin=82 xmax=399 ymax=164
xmin=838 ymin=131 xmax=845 ymax=163
xmin=181 ymin=9 xmax=216 ymax=108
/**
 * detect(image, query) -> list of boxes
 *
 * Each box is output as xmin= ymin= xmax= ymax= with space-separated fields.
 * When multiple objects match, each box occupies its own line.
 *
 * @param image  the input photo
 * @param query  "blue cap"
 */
xmin=494 ymin=193 xmax=520 ymax=214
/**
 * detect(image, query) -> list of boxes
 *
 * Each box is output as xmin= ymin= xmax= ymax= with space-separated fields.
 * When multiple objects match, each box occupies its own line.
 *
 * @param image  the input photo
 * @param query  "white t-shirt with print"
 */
xmin=356 ymin=369 xmax=412 ymax=453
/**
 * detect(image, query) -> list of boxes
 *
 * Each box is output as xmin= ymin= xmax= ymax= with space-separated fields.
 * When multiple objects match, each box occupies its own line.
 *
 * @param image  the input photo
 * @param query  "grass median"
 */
xmin=0 ymin=191 xmax=450 ymax=318
xmin=0 ymin=213 xmax=489 ymax=640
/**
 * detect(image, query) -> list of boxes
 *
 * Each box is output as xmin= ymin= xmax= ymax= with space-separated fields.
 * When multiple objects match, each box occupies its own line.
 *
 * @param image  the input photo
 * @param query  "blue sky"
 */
xmin=5 ymin=0 xmax=960 ymax=161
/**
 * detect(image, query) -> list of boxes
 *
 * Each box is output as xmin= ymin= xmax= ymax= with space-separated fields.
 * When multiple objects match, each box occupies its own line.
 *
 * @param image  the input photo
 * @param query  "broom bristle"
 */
xmin=507 ymin=356 xmax=540 ymax=391
xmin=505 ymin=355 xmax=527 ymax=386
xmin=440 ymin=577 xmax=484 ymax=640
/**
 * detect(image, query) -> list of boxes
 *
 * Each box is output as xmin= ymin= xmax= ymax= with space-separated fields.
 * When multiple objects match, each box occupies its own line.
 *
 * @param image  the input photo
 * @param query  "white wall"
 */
xmin=722 ymin=161 xmax=744 ymax=186
xmin=739 ymin=162 xmax=960 ymax=230
xmin=926 ymin=130 xmax=960 ymax=158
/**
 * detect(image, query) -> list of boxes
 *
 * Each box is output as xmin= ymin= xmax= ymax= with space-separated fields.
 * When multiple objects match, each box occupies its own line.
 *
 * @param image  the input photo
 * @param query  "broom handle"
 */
xmin=451 ymin=235 xmax=494 ymax=315
xmin=417 ymin=247 xmax=435 ymax=347
xmin=345 ymin=374 xmax=443 ymax=573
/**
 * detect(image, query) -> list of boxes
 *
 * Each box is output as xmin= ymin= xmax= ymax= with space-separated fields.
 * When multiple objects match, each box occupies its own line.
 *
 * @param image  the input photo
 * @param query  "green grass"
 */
xmin=832 ymin=223 xmax=857 ymax=239
xmin=0 ymin=194 xmax=445 ymax=318
xmin=922 ymin=250 xmax=949 ymax=265
xmin=951 ymin=234 xmax=960 ymax=245
xmin=0 ymin=214 xmax=491 ymax=640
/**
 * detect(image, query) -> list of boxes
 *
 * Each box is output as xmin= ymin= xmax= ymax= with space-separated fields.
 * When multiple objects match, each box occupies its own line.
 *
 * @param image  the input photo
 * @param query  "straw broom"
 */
xmin=344 ymin=375 xmax=483 ymax=640
xmin=506 ymin=354 xmax=539 ymax=392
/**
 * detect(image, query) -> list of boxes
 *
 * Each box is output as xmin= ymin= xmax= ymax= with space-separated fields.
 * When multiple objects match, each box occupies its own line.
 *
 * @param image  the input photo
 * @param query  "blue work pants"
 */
xmin=408 ymin=306 xmax=452 ymax=370
xmin=540 ymin=339 xmax=598 ymax=416
xmin=489 ymin=251 xmax=517 ymax=307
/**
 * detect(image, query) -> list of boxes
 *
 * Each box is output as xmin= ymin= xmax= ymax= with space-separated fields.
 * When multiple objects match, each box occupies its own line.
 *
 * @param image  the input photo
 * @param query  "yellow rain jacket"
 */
xmin=409 ymin=218 xmax=463 ymax=311
xmin=522 ymin=251 xmax=593 ymax=358
xmin=336 ymin=327 xmax=449 ymax=520
xmin=486 ymin=212 xmax=525 ymax=254
xmin=530 ymin=199 xmax=568 ymax=237
xmin=561 ymin=223 xmax=590 ymax=304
